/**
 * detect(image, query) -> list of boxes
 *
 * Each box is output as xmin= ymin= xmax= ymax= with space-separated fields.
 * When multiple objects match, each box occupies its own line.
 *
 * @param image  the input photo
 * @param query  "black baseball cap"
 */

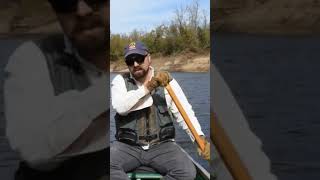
xmin=124 ymin=41 xmax=148 ymax=58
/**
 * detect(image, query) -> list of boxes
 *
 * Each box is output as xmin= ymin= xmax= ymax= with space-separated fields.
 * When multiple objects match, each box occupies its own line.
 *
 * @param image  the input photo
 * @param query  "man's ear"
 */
xmin=147 ymin=55 xmax=151 ymax=63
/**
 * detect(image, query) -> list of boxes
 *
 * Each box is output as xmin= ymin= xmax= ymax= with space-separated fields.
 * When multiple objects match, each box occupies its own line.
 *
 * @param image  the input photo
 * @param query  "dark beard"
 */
xmin=132 ymin=67 xmax=149 ymax=81
xmin=71 ymin=14 xmax=107 ymax=57
xmin=72 ymin=29 xmax=106 ymax=54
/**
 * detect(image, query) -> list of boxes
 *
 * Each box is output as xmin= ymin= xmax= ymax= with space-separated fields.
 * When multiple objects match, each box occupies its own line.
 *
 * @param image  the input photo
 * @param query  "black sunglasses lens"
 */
xmin=83 ymin=0 xmax=105 ymax=10
xmin=125 ymin=55 xmax=145 ymax=66
xmin=125 ymin=59 xmax=134 ymax=66
xmin=48 ymin=0 xmax=105 ymax=13
xmin=136 ymin=56 xmax=145 ymax=64
xmin=87 ymin=0 xmax=107 ymax=5
xmin=48 ymin=0 xmax=78 ymax=13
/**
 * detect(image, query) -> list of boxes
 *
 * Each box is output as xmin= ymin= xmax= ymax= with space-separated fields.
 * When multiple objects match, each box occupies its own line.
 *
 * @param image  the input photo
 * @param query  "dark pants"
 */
xmin=110 ymin=141 xmax=196 ymax=180
xmin=15 ymin=148 xmax=109 ymax=180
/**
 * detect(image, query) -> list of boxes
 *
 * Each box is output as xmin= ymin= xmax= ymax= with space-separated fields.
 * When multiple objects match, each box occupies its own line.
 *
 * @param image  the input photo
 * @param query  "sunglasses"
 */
xmin=48 ymin=0 xmax=106 ymax=13
xmin=125 ymin=54 xmax=147 ymax=66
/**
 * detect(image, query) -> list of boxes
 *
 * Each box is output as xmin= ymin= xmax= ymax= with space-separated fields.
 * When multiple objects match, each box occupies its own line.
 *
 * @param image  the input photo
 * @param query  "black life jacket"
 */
xmin=114 ymin=73 xmax=175 ymax=146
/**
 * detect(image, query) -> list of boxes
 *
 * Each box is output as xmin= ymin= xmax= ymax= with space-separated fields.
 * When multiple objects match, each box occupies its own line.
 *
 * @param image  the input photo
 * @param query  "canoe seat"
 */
xmin=132 ymin=166 xmax=157 ymax=173
xmin=127 ymin=166 xmax=163 ymax=179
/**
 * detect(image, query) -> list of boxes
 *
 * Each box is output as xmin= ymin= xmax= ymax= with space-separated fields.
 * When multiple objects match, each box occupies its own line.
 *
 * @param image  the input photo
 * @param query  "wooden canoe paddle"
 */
xmin=211 ymin=112 xmax=253 ymax=180
xmin=165 ymin=84 xmax=206 ymax=152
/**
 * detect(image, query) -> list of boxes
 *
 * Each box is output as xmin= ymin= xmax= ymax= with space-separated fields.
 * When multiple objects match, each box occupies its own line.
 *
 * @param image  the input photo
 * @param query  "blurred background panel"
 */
xmin=212 ymin=0 xmax=320 ymax=180
xmin=0 ymin=0 xmax=61 ymax=37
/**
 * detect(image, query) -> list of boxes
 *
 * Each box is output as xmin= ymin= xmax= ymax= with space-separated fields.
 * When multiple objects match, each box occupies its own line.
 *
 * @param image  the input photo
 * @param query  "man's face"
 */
xmin=126 ymin=54 xmax=151 ymax=80
xmin=50 ymin=0 xmax=108 ymax=54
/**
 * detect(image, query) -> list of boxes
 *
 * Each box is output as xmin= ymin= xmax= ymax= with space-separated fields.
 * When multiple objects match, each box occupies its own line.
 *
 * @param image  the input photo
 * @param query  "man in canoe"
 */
xmin=4 ymin=0 xmax=108 ymax=179
xmin=110 ymin=41 xmax=210 ymax=180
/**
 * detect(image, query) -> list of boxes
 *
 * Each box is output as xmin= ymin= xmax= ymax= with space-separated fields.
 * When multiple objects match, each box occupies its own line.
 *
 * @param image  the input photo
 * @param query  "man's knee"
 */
xmin=110 ymin=152 xmax=122 ymax=170
xmin=190 ymin=164 xmax=197 ymax=178
xmin=168 ymin=163 xmax=196 ymax=180
xmin=110 ymin=154 xmax=124 ymax=171
xmin=110 ymin=158 xmax=128 ymax=180
xmin=183 ymin=163 xmax=197 ymax=179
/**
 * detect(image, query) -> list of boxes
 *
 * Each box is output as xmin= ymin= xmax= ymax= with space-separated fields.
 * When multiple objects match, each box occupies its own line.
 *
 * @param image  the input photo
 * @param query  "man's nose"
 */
xmin=133 ymin=61 xmax=139 ymax=67
xmin=76 ymin=0 xmax=93 ymax=16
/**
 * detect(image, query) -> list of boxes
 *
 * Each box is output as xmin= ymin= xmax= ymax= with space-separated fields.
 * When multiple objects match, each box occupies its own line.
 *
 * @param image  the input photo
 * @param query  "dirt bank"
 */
xmin=110 ymin=53 xmax=210 ymax=72
xmin=213 ymin=0 xmax=320 ymax=35
xmin=0 ymin=1 xmax=60 ymax=36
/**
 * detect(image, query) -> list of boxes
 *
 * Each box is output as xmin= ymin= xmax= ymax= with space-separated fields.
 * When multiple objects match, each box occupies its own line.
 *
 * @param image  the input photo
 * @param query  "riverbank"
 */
xmin=0 ymin=1 xmax=59 ymax=35
xmin=213 ymin=0 xmax=320 ymax=35
xmin=110 ymin=53 xmax=210 ymax=72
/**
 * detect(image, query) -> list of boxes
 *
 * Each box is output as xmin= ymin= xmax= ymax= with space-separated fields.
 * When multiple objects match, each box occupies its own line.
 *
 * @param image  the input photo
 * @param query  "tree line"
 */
xmin=110 ymin=0 xmax=210 ymax=62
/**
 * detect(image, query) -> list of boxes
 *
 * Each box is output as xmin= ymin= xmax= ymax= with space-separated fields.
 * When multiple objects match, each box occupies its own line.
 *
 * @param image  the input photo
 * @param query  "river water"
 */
xmin=110 ymin=72 xmax=211 ymax=172
xmin=213 ymin=33 xmax=320 ymax=180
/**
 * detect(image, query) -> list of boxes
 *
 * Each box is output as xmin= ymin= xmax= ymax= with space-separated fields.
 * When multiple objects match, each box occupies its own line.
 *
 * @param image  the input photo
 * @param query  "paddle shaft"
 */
xmin=211 ymin=113 xmax=253 ymax=180
xmin=165 ymin=84 xmax=206 ymax=151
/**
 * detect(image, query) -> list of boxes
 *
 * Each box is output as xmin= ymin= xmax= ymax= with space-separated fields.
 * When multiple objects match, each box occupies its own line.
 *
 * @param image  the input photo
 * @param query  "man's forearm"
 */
xmin=59 ymin=111 xmax=108 ymax=155
xmin=46 ymin=84 xmax=107 ymax=156
xmin=112 ymin=84 xmax=149 ymax=115
xmin=5 ymin=80 xmax=107 ymax=162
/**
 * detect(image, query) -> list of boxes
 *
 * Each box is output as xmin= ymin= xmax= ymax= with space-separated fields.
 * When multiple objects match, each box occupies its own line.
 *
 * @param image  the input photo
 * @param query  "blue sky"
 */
xmin=110 ymin=0 xmax=210 ymax=34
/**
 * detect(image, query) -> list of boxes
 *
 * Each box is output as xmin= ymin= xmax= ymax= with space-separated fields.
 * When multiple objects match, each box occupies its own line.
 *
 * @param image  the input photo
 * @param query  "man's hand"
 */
xmin=144 ymin=71 xmax=172 ymax=92
xmin=197 ymin=136 xmax=210 ymax=160
xmin=154 ymin=71 xmax=172 ymax=86
xmin=145 ymin=77 xmax=159 ymax=92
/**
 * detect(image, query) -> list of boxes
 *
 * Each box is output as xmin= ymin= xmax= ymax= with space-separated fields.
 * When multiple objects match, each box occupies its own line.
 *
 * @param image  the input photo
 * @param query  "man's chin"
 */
xmin=81 ymin=27 xmax=104 ymax=36
xmin=133 ymin=70 xmax=146 ymax=79
xmin=72 ymin=28 xmax=106 ymax=50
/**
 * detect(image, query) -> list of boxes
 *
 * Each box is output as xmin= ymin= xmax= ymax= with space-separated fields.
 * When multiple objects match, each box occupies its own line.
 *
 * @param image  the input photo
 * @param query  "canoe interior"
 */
xmin=127 ymin=163 xmax=211 ymax=180
xmin=126 ymin=142 xmax=211 ymax=179
xmin=127 ymin=170 xmax=208 ymax=180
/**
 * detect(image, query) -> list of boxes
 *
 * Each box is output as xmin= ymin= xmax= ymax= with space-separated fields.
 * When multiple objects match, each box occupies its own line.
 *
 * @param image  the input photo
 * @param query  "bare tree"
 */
xmin=174 ymin=4 xmax=187 ymax=36
xmin=187 ymin=0 xmax=200 ymax=30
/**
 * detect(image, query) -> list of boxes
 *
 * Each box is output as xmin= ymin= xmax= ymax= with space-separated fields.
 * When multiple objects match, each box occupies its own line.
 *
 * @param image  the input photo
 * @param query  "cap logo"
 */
xmin=128 ymin=42 xmax=136 ymax=50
